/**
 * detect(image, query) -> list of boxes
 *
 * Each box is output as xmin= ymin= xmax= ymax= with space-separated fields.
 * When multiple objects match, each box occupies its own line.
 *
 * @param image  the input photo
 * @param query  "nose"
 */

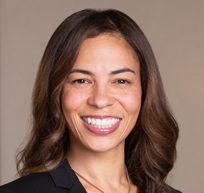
xmin=87 ymin=84 xmax=115 ymax=108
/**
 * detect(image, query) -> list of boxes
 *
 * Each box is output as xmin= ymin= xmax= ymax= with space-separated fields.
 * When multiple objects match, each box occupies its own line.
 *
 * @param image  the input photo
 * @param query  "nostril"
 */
xmin=87 ymin=92 xmax=115 ymax=108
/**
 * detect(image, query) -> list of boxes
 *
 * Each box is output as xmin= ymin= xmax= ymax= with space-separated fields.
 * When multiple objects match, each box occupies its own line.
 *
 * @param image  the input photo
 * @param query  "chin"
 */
xmin=81 ymin=136 xmax=125 ymax=153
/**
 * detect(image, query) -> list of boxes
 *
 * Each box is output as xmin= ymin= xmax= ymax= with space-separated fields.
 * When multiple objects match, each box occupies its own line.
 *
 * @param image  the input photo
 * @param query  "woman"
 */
xmin=0 ymin=9 xmax=181 ymax=193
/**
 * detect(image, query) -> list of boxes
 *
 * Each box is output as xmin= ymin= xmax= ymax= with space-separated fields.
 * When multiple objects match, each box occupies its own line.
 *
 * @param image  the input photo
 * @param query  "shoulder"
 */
xmin=0 ymin=160 xmax=84 ymax=193
xmin=0 ymin=172 xmax=64 ymax=193
xmin=166 ymin=185 xmax=182 ymax=193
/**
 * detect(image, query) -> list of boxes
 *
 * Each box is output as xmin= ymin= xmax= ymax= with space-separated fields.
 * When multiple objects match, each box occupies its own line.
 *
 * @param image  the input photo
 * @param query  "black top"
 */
xmin=0 ymin=160 xmax=181 ymax=193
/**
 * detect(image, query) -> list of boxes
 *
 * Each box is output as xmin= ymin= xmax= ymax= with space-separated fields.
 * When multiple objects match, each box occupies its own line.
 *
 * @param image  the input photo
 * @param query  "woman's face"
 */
xmin=62 ymin=34 xmax=142 ymax=153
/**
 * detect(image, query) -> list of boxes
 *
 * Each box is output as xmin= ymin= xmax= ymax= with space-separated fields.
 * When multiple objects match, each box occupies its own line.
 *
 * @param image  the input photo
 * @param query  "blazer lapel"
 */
xmin=49 ymin=159 xmax=87 ymax=193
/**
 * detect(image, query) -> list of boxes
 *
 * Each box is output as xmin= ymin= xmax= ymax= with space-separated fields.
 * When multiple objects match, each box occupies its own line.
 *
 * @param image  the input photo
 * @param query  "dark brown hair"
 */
xmin=17 ymin=9 xmax=179 ymax=193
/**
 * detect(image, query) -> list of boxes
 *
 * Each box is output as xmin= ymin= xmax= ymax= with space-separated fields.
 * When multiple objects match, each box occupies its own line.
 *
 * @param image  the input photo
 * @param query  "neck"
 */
xmin=67 ymin=141 xmax=127 ymax=185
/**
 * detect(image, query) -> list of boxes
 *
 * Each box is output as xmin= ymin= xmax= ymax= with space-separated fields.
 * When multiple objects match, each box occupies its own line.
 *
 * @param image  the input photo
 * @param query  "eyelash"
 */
xmin=70 ymin=79 xmax=131 ymax=85
xmin=71 ymin=79 xmax=91 ymax=84
xmin=114 ymin=79 xmax=131 ymax=84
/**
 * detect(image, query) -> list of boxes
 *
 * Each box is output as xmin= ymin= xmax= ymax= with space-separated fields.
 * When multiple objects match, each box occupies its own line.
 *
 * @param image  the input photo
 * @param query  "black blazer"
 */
xmin=0 ymin=160 xmax=181 ymax=193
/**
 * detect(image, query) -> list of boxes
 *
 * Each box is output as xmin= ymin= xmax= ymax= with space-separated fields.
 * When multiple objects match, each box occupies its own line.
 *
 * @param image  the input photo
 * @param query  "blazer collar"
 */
xmin=49 ymin=159 xmax=78 ymax=189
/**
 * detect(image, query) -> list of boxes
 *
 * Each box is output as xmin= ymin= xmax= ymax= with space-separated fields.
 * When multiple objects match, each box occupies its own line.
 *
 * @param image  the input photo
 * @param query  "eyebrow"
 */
xmin=69 ymin=68 xmax=136 ymax=75
xmin=110 ymin=68 xmax=135 ymax=75
xmin=69 ymin=68 xmax=93 ymax=75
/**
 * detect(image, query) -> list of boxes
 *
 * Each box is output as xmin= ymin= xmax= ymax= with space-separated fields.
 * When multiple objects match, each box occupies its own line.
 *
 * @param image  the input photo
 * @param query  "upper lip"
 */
xmin=80 ymin=115 xmax=122 ymax=119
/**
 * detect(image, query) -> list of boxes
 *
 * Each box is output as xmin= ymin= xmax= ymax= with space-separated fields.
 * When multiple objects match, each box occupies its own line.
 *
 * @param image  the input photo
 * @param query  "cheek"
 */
xmin=116 ymin=89 xmax=142 ymax=115
xmin=62 ymin=87 xmax=88 ymax=112
xmin=61 ymin=88 xmax=86 ymax=135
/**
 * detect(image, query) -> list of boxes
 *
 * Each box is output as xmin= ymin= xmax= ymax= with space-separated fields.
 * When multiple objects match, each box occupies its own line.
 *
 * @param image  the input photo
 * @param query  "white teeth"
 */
xmin=88 ymin=117 xmax=91 ymax=124
xmin=83 ymin=117 xmax=120 ymax=128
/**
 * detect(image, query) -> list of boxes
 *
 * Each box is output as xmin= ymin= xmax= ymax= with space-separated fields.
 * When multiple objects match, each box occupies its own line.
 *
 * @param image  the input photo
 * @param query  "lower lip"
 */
xmin=82 ymin=119 xmax=121 ymax=135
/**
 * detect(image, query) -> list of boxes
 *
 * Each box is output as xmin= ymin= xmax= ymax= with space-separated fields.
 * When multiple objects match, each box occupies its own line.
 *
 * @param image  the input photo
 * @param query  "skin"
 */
xmin=61 ymin=34 xmax=141 ymax=193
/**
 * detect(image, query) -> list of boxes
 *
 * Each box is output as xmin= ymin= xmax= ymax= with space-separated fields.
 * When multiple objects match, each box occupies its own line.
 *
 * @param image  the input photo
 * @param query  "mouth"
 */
xmin=81 ymin=116 xmax=121 ymax=135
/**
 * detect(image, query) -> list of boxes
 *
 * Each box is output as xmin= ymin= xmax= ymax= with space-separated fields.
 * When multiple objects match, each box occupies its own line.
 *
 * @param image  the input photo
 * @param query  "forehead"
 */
xmin=73 ymin=34 xmax=139 ymax=71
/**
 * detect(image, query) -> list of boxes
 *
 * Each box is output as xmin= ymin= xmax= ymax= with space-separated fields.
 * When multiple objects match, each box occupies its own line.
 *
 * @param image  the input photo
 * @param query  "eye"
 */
xmin=71 ymin=79 xmax=91 ymax=84
xmin=115 ymin=79 xmax=130 ymax=84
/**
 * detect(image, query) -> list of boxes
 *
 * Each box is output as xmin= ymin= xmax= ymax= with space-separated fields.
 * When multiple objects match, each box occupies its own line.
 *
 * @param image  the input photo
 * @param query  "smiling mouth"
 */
xmin=81 ymin=116 xmax=121 ymax=135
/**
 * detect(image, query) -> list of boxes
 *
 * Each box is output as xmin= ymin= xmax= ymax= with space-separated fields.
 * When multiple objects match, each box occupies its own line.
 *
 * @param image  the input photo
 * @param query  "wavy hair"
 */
xmin=17 ymin=9 xmax=179 ymax=193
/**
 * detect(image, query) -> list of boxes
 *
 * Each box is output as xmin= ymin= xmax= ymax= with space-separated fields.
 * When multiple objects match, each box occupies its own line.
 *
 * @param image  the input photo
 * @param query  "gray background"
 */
xmin=0 ymin=1 xmax=204 ymax=193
